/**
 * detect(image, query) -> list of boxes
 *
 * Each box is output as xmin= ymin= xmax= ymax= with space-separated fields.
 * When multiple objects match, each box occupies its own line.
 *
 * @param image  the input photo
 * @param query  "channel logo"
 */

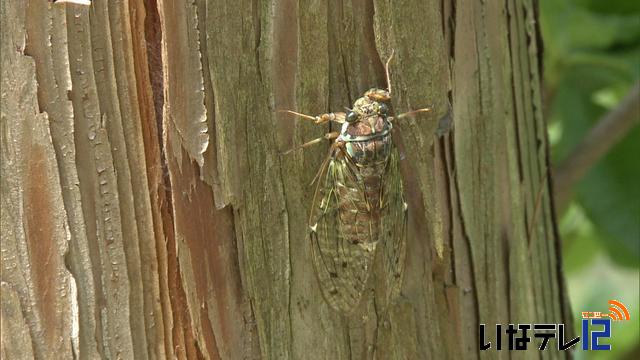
xmin=580 ymin=299 xmax=631 ymax=351
xmin=480 ymin=299 xmax=631 ymax=351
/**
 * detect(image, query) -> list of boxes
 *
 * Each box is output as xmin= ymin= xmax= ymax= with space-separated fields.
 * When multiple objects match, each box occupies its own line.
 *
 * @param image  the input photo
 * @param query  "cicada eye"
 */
xmin=346 ymin=111 xmax=358 ymax=123
xmin=378 ymin=103 xmax=388 ymax=115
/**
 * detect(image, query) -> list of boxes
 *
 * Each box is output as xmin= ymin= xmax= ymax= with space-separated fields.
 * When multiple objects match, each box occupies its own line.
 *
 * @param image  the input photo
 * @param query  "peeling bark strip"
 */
xmin=1 ymin=3 xmax=76 ymax=358
xmin=1 ymin=0 xmax=570 ymax=359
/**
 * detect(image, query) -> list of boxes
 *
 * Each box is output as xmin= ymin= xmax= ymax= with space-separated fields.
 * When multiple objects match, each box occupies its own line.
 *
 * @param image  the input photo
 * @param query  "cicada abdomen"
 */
xmin=280 ymin=53 xmax=430 ymax=314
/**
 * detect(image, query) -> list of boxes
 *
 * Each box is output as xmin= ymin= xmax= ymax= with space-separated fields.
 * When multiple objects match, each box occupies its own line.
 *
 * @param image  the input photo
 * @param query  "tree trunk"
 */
xmin=1 ymin=0 xmax=571 ymax=359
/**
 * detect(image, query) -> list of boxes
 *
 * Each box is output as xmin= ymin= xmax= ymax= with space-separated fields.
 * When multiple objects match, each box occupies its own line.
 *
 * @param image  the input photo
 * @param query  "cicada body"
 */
xmin=280 ymin=53 xmax=429 ymax=314
xmin=308 ymin=89 xmax=408 ymax=314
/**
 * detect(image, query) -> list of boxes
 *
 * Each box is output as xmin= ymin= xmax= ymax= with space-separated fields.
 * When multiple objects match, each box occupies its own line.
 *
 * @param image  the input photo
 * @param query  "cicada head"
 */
xmin=364 ymin=88 xmax=391 ymax=102
xmin=344 ymin=89 xmax=392 ymax=136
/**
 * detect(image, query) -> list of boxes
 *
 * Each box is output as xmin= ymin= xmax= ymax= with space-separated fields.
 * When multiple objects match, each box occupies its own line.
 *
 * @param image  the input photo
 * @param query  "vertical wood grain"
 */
xmin=0 ymin=0 xmax=570 ymax=359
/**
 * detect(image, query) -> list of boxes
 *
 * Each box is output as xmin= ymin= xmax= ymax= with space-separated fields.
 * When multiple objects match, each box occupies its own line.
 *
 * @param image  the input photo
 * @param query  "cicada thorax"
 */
xmin=342 ymin=116 xmax=393 ymax=165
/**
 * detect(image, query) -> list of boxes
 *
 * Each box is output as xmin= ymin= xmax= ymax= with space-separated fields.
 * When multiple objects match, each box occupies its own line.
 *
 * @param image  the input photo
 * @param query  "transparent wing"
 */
xmin=375 ymin=148 xmax=408 ymax=308
xmin=309 ymin=154 xmax=376 ymax=314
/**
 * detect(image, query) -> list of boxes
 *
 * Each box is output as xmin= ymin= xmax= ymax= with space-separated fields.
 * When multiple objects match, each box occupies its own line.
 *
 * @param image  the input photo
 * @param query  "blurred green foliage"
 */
xmin=540 ymin=0 xmax=639 ymax=358
xmin=542 ymin=0 xmax=640 ymax=267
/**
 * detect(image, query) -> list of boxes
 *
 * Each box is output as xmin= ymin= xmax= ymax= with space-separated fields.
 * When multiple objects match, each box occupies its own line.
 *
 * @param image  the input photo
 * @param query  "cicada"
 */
xmin=281 ymin=52 xmax=430 ymax=314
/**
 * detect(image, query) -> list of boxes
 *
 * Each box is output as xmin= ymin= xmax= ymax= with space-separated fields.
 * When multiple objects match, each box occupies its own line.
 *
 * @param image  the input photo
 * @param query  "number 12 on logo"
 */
xmin=582 ymin=319 xmax=611 ymax=351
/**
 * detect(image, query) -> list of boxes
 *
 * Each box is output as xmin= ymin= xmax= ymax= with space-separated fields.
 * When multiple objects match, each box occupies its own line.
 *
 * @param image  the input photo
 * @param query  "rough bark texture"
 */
xmin=1 ymin=0 xmax=570 ymax=359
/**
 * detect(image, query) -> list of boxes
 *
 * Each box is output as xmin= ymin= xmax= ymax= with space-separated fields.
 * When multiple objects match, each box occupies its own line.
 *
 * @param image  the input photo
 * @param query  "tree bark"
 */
xmin=1 ymin=0 xmax=571 ymax=359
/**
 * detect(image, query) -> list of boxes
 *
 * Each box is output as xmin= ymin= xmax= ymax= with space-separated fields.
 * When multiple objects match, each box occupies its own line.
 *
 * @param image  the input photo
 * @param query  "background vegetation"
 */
xmin=540 ymin=0 xmax=639 ymax=358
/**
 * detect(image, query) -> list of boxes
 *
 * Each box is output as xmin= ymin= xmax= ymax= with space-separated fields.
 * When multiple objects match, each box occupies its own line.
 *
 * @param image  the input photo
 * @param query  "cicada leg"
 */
xmin=282 ymin=131 xmax=340 ymax=155
xmin=277 ymin=110 xmax=346 ymax=125
xmin=278 ymin=108 xmax=345 ymax=154
xmin=382 ymin=50 xmax=432 ymax=120
xmin=394 ymin=108 xmax=432 ymax=120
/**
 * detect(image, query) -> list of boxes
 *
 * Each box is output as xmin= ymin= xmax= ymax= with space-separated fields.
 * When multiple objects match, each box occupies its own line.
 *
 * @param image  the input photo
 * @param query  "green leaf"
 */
xmin=560 ymin=203 xmax=602 ymax=273
xmin=546 ymin=62 xmax=639 ymax=268
xmin=576 ymin=126 xmax=640 ymax=267
xmin=540 ymin=0 xmax=640 ymax=85
xmin=574 ymin=0 xmax=640 ymax=15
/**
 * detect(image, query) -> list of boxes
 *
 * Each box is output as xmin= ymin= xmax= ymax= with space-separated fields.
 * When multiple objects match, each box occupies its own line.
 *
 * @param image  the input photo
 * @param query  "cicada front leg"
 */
xmin=380 ymin=50 xmax=433 ymax=121
xmin=281 ymin=131 xmax=340 ymax=155
xmin=277 ymin=109 xmax=345 ymax=155
xmin=277 ymin=110 xmax=346 ymax=125
xmin=393 ymin=108 xmax=432 ymax=120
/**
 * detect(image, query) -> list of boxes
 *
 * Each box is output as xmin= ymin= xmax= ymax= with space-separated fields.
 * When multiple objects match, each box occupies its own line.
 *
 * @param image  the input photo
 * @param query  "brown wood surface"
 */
xmin=1 ymin=0 xmax=570 ymax=359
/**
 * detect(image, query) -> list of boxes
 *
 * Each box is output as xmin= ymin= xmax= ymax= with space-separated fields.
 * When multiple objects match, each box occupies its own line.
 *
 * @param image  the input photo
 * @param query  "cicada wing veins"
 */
xmin=375 ymin=149 xmax=408 ymax=308
xmin=309 ymin=156 xmax=376 ymax=314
